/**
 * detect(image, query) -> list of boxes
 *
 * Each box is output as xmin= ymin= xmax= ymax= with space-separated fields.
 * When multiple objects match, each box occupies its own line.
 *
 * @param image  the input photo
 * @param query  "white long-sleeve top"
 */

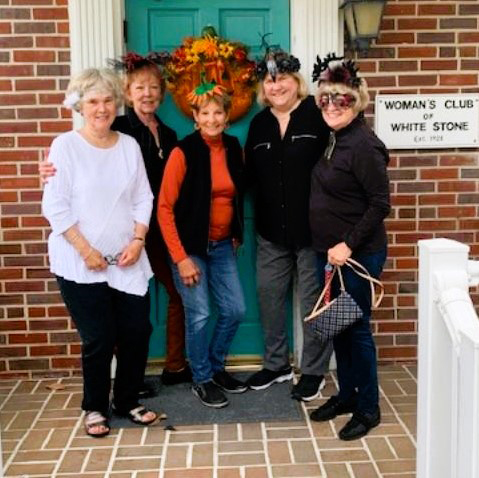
xmin=42 ymin=130 xmax=154 ymax=296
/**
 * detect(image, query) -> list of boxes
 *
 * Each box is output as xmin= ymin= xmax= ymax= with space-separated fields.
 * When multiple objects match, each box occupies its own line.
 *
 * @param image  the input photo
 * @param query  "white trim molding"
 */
xmin=291 ymin=0 xmax=344 ymax=93
xmin=67 ymin=0 xmax=124 ymax=126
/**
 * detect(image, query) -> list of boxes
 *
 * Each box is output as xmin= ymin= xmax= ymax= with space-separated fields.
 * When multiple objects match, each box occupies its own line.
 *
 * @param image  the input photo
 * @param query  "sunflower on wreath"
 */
xmin=164 ymin=26 xmax=257 ymax=123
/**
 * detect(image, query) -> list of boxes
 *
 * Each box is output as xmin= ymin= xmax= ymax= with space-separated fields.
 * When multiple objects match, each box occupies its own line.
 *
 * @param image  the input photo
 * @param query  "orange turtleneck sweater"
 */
xmin=158 ymin=133 xmax=235 ymax=263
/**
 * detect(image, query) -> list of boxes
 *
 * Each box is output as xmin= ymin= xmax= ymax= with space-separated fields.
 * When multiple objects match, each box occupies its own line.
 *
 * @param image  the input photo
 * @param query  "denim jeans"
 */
xmin=56 ymin=277 xmax=151 ymax=415
xmin=316 ymin=249 xmax=387 ymax=414
xmin=170 ymin=239 xmax=246 ymax=384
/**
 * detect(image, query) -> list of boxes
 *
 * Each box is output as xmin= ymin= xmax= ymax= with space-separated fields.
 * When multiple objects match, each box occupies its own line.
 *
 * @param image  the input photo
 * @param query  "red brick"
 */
xmin=384 ymin=4 xmax=415 ymax=16
xmin=379 ymin=60 xmax=417 ymax=72
xmin=418 ymin=32 xmax=456 ymax=44
xmin=420 ymin=169 xmax=458 ymax=180
xmin=459 ymin=219 xmax=479 ymax=230
xmin=18 ymin=136 xmax=54 ymax=147
xmin=440 ymin=46 xmax=456 ymax=58
xmin=14 ymin=50 xmax=55 ymax=62
xmin=421 ymin=60 xmax=457 ymax=70
xmin=378 ymin=347 xmax=416 ymax=359
xmin=52 ymin=357 xmax=81 ymax=368
xmin=458 ymin=32 xmax=479 ymax=43
xmin=0 ymin=22 xmax=11 ymax=33
xmin=398 ymin=75 xmax=437 ymax=87
xmin=26 ymin=293 xmax=62 ymax=305
xmin=378 ymin=322 xmax=416 ymax=333
xmin=0 ymin=165 xmax=17 ymax=175
xmin=0 ymin=36 xmax=33 ymax=48
xmin=13 ymin=0 xmax=54 ymax=4
xmin=0 ymin=177 xmax=39 ymax=189
xmin=40 ymin=121 xmax=71 ymax=133
xmin=418 ymin=4 xmax=456 ymax=15
xmin=57 ymin=21 xmax=69 ymax=34
xmin=459 ymin=46 xmax=477 ymax=58
xmin=0 ymin=7 xmax=31 ymax=19
xmin=39 ymin=93 xmax=64 ymax=104
xmin=4 ymin=256 xmax=44 ymax=267
xmin=377 ymin=32 xmax=414 ymax=45
xmin=31 ymin=345 xmax=67 ymax=356
xmin=0 ymin=65 xmax=34 ymax=77
xmin=2 ymin=204 xmax=41 ymax=215
xmin=9 ymin=358 xmax=50 ymax=370
xmin=36 ymin=35 xmax=69 ymax=47
xmin=0 ymin=192 xmax=18 ymax=202
xmin=440 ymin=18 xmax=477 ymax=29
xmin=18 ymin=108 xmax=58 ymax=119
xmin=0 ymin=244 xmax=21 ymax=254
xmin=438 ymin=181 xmax=476 ymax=192
xmin=419 ymin=220 xmax=457 ymax=231
xmin=439 ymin=206 xmax=476 ymax=218
xmin=461 ymin=60 xmax=479 ymax=70
xmin=9 ymin=333 xmax=48 ymax=344
xmin=398 ymin=47 xmax=437 ymax=58
xmin=16 ymin=79 xmax=56 ymax=91
xmin=37 ymin=64 xmax=70 ymax=76
xmin=440 ymin=74 xmax=478 ymax=86
xmin=0 ymin=321 xmax=27 ymax=332
xmin=47 ymin=305 xmax=68 ymax=316
xmin=385 ymin=221 xmax=416 ymax=231
xmin=33 ymin=7 xmax=68 ymax=19
xmin=398 ymin=18 xmax=437 ymax=29
xmin=14 ymin=21 xmax=55 ymax=34
xmin=30 ymin=319 xmax=69 ymax=330
xmin=0 ymin=347 xmax=27 ymax=357
xmin=6 ymin=281 xmax=46 ymax=292
xmin=459 ymin=4 xmax=479 ymax=14
xmin=0 ymin=94 xmax=36 ymax=105
xmin=440 ymin=154 xmax=477 ymax=166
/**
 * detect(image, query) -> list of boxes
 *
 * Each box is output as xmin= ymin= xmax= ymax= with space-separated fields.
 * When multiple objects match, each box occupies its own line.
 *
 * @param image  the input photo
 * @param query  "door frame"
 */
xmin=66 ymin=0 xmax=343 ymax=366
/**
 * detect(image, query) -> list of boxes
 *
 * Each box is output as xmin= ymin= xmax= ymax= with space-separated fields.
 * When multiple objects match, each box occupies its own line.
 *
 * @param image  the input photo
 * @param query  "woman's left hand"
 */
xmin=117 ymin=240 xmax=144 ymax=267
xmin=327 ymin=242 xmax=352 ymax=266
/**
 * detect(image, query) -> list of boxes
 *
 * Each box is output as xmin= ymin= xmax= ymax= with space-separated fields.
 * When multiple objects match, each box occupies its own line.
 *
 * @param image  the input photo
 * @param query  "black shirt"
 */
xmin=309 ymin=116 xmax=390 ymax=254
xmin=245 ymin=96 xmax=329 ymax=248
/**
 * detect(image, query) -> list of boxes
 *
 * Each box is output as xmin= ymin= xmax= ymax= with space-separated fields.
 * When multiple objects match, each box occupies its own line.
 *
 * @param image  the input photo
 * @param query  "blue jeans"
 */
xmin=316 ymin=249 xmax=387 ymax=414
xmin=170 ymin=239 xmax=246 ymax=384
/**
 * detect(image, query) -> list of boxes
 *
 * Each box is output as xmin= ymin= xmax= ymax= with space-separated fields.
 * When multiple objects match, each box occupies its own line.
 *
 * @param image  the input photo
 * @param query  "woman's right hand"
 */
xmin=82 ymin=247 xmax=108 ymax=272
xmin=177 ymin=257 xmax=201 ymax=287
xmin=39 ymin=161 xmax=56 ymax=184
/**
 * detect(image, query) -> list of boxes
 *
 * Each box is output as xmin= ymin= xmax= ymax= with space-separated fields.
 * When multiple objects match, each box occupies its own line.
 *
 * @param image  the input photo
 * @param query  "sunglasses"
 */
xmin=319 ymin=93 xmax=355 ymax=110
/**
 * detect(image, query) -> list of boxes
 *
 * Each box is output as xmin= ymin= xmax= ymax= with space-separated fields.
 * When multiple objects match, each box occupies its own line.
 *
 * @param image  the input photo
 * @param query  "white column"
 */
xmin=291 ymin=0 xmax=343 ymax=93
xmin=290 ymin=0 xmax=342 ymax=369
xmin=67 ymin=0 xmax=124 ymax=126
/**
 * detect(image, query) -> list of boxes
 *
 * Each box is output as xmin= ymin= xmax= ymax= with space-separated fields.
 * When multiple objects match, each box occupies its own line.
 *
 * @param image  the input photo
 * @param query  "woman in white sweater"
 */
xmin=42 ymin=68 xmax=158 ymax=437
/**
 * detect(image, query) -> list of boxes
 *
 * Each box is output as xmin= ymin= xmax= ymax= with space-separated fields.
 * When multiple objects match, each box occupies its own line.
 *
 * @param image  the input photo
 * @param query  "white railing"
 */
xmin=417 ymin=238 xmax=479 ymax=478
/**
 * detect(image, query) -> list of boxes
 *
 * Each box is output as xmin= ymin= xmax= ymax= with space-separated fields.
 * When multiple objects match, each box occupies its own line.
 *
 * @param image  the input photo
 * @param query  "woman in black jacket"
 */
xmin=308 ymin=54 xmax=391 ymax=441
xmin=244 ymin=48 xmax=332 ymax=402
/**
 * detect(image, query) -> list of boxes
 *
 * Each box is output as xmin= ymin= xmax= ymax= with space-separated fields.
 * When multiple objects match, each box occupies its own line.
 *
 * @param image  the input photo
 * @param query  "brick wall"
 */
xmin=354 ymin=0 xmax=479 ymax=362
xmin=0 ymin=0 xmax=74 ymax=378
xmin=1 ymin=0 xmax=479 ymax=377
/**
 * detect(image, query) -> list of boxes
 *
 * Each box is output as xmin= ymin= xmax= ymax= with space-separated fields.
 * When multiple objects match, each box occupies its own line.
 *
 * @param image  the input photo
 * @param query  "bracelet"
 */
xmin=133 ymin=237 xmax=145 ymax=243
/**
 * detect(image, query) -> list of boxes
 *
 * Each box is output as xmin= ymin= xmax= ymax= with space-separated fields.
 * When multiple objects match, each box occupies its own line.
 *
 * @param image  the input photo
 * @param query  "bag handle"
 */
xmin=304 ymin=258 xmax=384 ymax=322
xmin=344 ymin=258 xmax=384 ymax=309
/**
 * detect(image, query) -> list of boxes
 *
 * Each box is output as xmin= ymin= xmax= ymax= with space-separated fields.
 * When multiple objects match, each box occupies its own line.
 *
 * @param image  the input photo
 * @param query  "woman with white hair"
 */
xmin=42 ymin=68 xmax=158 ymax=437
xmin=308 ymin=54 xmax=390 ymax=441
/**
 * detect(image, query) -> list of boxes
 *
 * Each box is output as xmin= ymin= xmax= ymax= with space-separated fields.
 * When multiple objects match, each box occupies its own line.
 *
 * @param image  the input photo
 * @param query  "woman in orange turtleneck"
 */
xmin=158 ymin=84 xmax=246 ymax=409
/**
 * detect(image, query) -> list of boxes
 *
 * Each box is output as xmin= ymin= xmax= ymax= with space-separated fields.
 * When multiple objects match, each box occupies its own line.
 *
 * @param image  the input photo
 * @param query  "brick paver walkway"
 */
xmin=0 ymin=365 xmax=416 ymax=477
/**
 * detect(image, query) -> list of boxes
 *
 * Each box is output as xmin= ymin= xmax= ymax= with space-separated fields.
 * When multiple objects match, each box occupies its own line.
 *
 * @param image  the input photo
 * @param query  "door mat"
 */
xmin=109 ymin=373 xmax=304 ymax=428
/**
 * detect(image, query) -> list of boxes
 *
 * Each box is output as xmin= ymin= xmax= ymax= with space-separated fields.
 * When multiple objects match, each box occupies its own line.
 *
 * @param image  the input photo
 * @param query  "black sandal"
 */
xmin=117 ymin=405 xmax=161 ymax=426
xmin=84 ymin=411 xmax=110 ymax=438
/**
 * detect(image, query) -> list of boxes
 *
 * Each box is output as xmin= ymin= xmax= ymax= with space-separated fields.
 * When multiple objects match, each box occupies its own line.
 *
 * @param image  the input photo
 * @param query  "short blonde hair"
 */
xmin=316 ymin=80 xmax=369 ymax=114
xmin=256 ymin=72 xmax=309 ymax=107
xmin=66 ymin=68 xmax=123 ymax=112
xmin=124 ymin=64 xmax=166 ymax=107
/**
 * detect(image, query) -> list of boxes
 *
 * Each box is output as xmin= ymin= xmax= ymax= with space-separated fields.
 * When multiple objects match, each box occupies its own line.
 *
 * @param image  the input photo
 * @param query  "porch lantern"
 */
xmin=340 ymin=0 xmax=386 ymax=52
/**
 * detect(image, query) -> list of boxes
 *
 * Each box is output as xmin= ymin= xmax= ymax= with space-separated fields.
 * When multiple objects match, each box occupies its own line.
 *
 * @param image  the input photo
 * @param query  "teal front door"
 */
xmin=126 ymin=0 xmax=291 ymax=360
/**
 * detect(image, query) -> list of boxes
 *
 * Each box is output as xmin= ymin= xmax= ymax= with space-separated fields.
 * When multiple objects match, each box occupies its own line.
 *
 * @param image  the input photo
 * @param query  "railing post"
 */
xmin=417 ymin=238 xmax=470 ymax=478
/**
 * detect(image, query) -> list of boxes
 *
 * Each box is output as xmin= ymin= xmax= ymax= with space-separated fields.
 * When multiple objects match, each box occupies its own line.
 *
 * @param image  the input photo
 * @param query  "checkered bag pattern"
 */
xmin=306 ymin=289 xmax=363 ymax=342
xmin=304 ymin=258 xmax=384 ymax=343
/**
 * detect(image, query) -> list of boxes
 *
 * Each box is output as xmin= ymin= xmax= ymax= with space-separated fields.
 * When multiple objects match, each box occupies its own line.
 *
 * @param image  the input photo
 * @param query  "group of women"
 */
xmin=41 ymin=46 xmax=390 ymax=442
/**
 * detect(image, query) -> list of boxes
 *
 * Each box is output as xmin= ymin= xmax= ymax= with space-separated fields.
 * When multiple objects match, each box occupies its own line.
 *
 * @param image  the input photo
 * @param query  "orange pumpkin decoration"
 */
xmin=165 ymin=28 xmax=257 ymax=123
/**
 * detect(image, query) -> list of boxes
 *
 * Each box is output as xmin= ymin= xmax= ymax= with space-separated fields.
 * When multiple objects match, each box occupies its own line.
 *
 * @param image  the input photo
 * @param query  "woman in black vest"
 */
xmin=158 ymin=83 xmax=246 ymax=409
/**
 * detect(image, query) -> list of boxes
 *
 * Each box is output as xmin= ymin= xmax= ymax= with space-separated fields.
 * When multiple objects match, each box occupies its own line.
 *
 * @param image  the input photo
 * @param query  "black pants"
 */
xmin=57 ymin=277 xmax=152 ymax=415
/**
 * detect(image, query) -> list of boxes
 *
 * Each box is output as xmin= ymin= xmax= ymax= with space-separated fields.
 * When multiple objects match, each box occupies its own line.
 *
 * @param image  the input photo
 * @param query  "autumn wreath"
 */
xmin=164 ymin=26 xmax=257 ymax=123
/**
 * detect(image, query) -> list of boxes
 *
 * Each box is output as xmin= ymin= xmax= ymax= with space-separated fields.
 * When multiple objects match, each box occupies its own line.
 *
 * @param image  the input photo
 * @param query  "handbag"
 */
xmin=304 ymin=258 xmax=384 ymax=342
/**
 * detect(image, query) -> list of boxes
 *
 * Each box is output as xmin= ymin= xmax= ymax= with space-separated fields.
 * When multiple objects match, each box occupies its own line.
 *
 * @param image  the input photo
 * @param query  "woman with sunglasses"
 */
xmin=308 ymin=54 xmax=391 ymax=441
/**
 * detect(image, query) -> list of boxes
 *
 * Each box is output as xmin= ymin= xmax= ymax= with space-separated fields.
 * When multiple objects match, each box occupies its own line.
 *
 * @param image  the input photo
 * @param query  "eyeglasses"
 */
xmin=104 ymin=253 xmax=121 ymax=265
xmin=318 ymin=93 xmax=355 ymax=110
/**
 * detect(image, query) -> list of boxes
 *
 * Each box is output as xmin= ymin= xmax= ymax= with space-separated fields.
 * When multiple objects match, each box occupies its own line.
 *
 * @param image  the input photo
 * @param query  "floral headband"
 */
xmin=108 ymin=51 xmax=170 ymax=74
xmin=255 ymin=33 xmax=300 ymax=81
xmin=312 ymin=53 xmax=362 ymax=89
xmin=187 ymin=79 xmax=227 ymax=108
